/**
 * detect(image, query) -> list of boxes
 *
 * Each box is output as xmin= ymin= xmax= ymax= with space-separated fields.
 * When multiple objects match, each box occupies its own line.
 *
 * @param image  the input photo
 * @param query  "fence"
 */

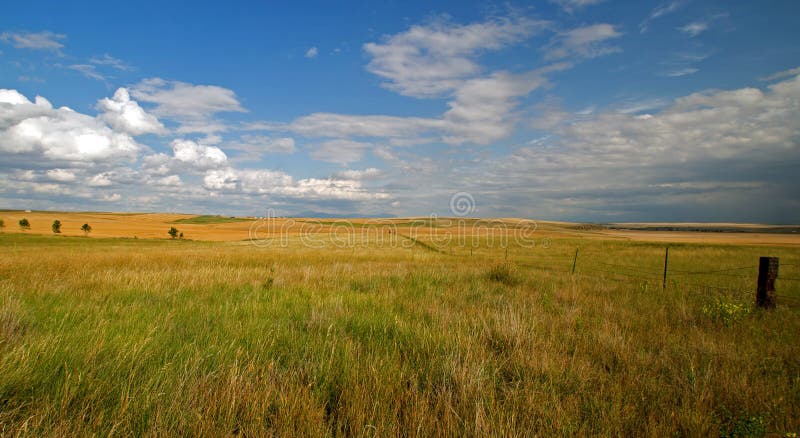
xmin=512 ymin=247 xmax=800 ymax=308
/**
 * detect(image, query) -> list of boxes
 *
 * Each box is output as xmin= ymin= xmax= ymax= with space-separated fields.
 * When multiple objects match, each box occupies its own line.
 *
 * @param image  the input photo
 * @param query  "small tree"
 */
xmin=81 ymin=223 xmax=92 ymax=236
xmin=168 ymin=227 xmax=179 ymax=239
xmin=179 ymin=232 xmax=184 ymax=239
xmin=0 ymin=219 xmax=5 ymax=232
xmin=19 ymin=218 xmax=30 ymax=231
xmin=52 ymin=220 xmax=62 ymax=234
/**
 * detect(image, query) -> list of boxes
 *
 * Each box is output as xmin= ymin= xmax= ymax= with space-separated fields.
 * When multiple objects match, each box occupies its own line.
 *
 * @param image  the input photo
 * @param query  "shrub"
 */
xmin=52 ymin=220 xmax=62 ymax=234
xmin=19 ymin=218 xmax=30 ymax=231
xmin=486 ymin=263 xmax=518 ymax=286
xmin=168 ymin=227 xmax=179 ymax=239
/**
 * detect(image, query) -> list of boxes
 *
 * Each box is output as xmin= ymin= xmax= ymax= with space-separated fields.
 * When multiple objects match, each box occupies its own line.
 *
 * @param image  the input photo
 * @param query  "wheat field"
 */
xmin=0 ymin=213 xmax=799 ymax=436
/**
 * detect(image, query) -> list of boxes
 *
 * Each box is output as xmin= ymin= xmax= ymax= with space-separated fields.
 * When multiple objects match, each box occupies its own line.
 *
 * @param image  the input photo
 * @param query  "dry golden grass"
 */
xmin=0 ymin=213 xmax=799 ymax=435
xmin=3 ymin=210 xmax=800 ymax=246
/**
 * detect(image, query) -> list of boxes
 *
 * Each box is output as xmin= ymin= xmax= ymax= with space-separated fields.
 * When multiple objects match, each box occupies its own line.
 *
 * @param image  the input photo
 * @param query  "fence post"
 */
xmin=756 ymin=256 xmax=779 ymax=309
xmin=662 ymin=247 xmax=669 ymax=291
xmin=571 ymin=248 xmax=579 ymax=274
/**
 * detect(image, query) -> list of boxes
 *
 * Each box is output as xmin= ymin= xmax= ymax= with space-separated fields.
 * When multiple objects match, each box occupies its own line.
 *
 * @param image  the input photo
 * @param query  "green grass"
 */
xmin=171 ymin=215 xmax=251 ymax=224
xmin=0 ymin=233 xmax=798 ymax=435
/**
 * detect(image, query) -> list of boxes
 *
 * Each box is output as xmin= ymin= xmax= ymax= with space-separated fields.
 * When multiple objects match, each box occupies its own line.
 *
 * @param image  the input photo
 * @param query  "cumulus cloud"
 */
xmin=545 ymin=23 xmax=622 ymax=60
xmin=203 ymin=167 xmax=388 ymax=201
xmin=477 ymin=72 xmax=800 ymax=220
xmin=284 ymin=64 xmax=564 ymax=147
xmin=0 ymin=89 xmax=140 ymax=164
xmin=332 ymin=168 xmax=382 ymax=180
xmin=171 ymin=139 xmax=227 ymax=169
xmin=364 ymin=15 xmax=547 ymax=97
xmin=97 ymin=88 xmax=166 ymax=136
xmin=130 ymin=78 xmax=245 ymax=133
xmin=308 ymin=139 xmax=374 ymax=165
xmin=289 ymin=113 xmax=444 ymax=139
xmin=46 ymin=168 xmax=77 ymax=182
xmin=0 ymin=31 xmax=65 ymax=51
xmin=225 ymin=135 xmax=296 ymax=161
xmin=305 ymin=47 xmax=318 ymax=58
xmin=442 ymin=68 xmax=558 ymax=144
xmin=140 ymin=139 xmax=228 ymax=179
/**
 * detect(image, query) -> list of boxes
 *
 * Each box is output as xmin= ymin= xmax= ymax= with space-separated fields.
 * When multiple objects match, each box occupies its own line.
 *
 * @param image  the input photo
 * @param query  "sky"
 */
xmin=1 ymin=0 xmax=799 ymax=222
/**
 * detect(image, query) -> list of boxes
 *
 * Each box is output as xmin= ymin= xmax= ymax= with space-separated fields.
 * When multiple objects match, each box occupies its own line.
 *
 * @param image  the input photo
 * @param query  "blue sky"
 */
xmin=1 ymin=0 xmax=799 ymax=222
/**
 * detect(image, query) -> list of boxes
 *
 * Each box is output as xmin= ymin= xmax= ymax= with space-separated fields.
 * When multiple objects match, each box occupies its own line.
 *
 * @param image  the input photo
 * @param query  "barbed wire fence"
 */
xmin=503 ymin=245 xmax=800 ymax=307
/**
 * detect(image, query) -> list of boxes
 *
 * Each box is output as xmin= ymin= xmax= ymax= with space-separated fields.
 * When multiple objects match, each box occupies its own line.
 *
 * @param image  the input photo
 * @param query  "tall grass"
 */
xmin=0 ymin=233 xmax=798 ymax=436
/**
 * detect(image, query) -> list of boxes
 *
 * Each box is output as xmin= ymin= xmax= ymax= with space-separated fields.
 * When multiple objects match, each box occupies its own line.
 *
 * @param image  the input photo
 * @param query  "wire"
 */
xmin=669 ymin=270 xmax=752 ymax=279
xmin=592 ymin=261 xmax=663 ymax=276
xmin=668 ymin=266 xmax=753 ymax=274
xmin=577 ymin=266 xmax=662 ymax=283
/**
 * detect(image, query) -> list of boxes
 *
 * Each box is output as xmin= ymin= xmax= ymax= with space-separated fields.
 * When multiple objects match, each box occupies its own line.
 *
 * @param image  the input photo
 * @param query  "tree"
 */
xmin=52 ymin=220 xmax=62 ymax=234
xmin=179 ymin=232 xmax=184 ymax=239
xmin=81 ymin=223 xmax=92 ymax=236
xmin=19 ymin=218 xmax=30 ymax=231
xmin=0 ymin=219 xmax=5 ymax=232
xmin=168 ymin=227 xmax=179 ymax=239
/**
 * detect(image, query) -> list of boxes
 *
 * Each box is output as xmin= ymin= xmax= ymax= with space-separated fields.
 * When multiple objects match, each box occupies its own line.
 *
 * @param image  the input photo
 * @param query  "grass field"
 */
xmin=0 ymin=214 xmax=799 ymax=435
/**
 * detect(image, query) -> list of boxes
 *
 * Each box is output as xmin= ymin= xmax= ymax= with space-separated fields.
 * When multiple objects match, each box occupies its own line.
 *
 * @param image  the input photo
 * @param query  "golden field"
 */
xmin=0 ymin=210 xmax=799 ymax=435
xmin=2 ymin=210 xmax=799 ymax=246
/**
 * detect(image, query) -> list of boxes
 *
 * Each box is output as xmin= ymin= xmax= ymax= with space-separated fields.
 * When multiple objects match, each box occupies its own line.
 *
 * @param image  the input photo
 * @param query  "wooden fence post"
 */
xmin=756 ymin=256 xmax=779 ymax=309
xmin=572 ymin=248 xmax=579 ymax=274
xmin=662 ymin=247 xmax=669 ymax=291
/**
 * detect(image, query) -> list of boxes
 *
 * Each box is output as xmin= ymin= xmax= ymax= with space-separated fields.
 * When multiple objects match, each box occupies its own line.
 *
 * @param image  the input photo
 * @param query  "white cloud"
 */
xmin=363 ymin=15 xmax=547 ymax=97
xmin=550 ymin=0 xmax=606 ymax=13
xmin=333 ymin=168 xmax=382 ymax=180
xmin=130 ymin=78 xmax=245 ymax=132
xmin=170 ymin=139 xmax=228 ymax=170
xmin=97 ymin=88 xmax=166 ymax=136
xmin=678 ymin=22 xmax=708 ymax=37
xmin=284 ymin=63 xmax=565 ymax=146
xmin=87 ymin=173 xmax=113 ymax=187
xmin=663 ymin=67 xmax=698 ymax=77
xmin=442 ymin=69 xmax=554 ymax=144
xmin=67 ymin=64 xmax=104 ymax=81
xmin=0 ymin=89 xmax=141 ymax=163
xmin=202 ymin=167 xmax=387 ymax=201
xmin=545 ymin=24 xmax=622 ymax=60
xmin=154 ymin=174 xmax=182 ymax=187
xmin=46 ymin=168 xmax=77 ymax=182
xmin=0 ymin=31 xmax=65 ymax=51
xmin=289 ymin=113 xmax=444 ymax=139
xmin=760 ymin=66 xmax=800 ymax=82
xmin=226 ymin=135 xmax=296 ymax=160
xmin=89 ymin=54 xmax=131 ymax=71
xmin=308 ymin=139 xmax=373 ymax=165
xmin=640 ymin=1 xmax=684 ymax=33
xmin=488 ymin=73 xmax=800 ymax=217
xmin=305 ymin=47 xmax=318 ymax=58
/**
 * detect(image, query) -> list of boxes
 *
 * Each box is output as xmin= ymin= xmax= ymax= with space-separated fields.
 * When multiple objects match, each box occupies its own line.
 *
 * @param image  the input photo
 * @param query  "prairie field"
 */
xmin=0 ymin=213 xmax=799 ymax=436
